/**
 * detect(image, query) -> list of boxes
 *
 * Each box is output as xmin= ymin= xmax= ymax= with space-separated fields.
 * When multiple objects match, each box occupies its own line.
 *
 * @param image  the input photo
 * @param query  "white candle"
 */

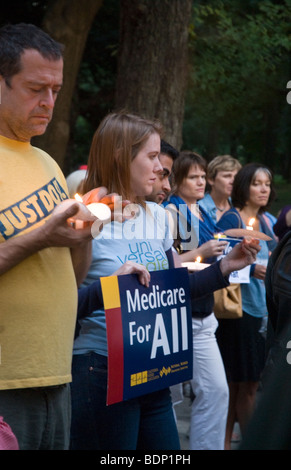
xmin=182 ymin=256 xmax=210 ymax=272
xmin=193 ymin=257 xmax=208 ymax=270
xmin=54 ymin=199 xmax=95 ymax=221
xmin=86 ymin=202 xmax=111 ymax=221
xmin=74 ymin=193 xmax=111 ymax=221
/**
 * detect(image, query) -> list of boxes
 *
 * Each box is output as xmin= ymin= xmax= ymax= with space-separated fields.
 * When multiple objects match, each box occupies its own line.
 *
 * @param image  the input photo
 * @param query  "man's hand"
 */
xmin=0 ymin=203 xmax=93 ymax=277
xmin=40 ymin=203 xmax=93 ymax=249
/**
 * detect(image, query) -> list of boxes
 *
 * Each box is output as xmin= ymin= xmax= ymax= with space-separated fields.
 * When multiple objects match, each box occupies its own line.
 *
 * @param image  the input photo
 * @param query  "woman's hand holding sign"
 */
xmin=113 ymin=261 xmax=151 ymax=288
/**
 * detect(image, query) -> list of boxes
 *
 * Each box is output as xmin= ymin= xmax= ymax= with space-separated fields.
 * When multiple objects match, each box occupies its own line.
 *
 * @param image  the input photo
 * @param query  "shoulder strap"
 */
xmin=224 ymin=209 xmax=243 ymax=228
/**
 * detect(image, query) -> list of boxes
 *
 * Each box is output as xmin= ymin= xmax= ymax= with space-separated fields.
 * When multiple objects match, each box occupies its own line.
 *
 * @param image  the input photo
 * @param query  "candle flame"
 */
xmin=248 ymin=217 xmax=255 ymax=227
xmin=196 ymin=256 xmax=202 ymax=263
xmin=74 ymin=193 xmax=83 ymax=202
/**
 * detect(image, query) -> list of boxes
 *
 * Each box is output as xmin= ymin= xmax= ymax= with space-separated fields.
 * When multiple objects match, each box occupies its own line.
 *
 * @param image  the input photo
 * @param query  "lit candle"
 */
xmin=182 ymin=256 xmax=210 ymax=272
xmin=54 ymin=197 xmax=95 ymax=221
xmin=246 ymin=217 xmax=256 ymax=230
xmin=75 ymin=193 xmax=111 ymax=221
xmin=214 ymin=233 xmax=226 ymax=239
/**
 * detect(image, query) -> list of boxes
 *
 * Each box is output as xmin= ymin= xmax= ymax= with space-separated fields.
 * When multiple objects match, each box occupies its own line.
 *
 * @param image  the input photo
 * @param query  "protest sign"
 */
xmin=100 ymin=267 xmax=193 ymax=405
xmin=216 ymin=236 xmax=251 ymax=283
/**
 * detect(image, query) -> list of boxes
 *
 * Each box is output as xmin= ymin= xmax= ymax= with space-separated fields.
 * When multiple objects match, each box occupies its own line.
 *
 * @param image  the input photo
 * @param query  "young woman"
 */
xmin=70 ymin=112 xmax=260 ymax=450
xmin=163 ymin=151 xmax=230 ymax=450
xmin=216 ymin=163 xmax=277 ymax=449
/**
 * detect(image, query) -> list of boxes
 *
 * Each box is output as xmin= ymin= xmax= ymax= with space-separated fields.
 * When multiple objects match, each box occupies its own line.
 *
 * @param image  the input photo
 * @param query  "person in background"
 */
xmin=199 ymin=155 xmax=241 ymax=223
xmin=0 ymin=417 xmax=19 ymax=450
xmin=66 ymin=168 xmax=87 ymax=198
xmin=146 ymin=140 xmax=183 ymax=407
xmin=163 ymin=151 xmax=230 ymax=450
xmin=216 ymin=163 xmax=277 ymax=449
xmin=146 ymin=139 xmax=179 ymax=205
xmin=0 ymin=23 xmax=95 ymax=450
xmin=273 ymin=204 xmax=291 ymax=240
xmin=70 ymin=112 xmax=260 ymax=450
xmin=241 ymin=230 xmax=291 ymax=449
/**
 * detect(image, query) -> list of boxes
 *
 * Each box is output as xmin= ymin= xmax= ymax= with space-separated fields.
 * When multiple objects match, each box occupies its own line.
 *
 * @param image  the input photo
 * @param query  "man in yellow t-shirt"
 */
xmin=0 ymin=23 xmax=93 ymax=450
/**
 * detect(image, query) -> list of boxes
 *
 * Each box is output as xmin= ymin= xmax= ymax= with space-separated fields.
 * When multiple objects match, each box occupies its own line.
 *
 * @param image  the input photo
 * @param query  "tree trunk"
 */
xmin=115 ymin=0 xmax=192 ymax=150
xmin=32 ymin=0 xmax=103 ymax=170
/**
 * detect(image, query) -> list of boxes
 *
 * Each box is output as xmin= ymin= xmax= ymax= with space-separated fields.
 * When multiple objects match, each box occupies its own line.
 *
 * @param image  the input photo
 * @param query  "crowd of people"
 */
xmin=0 ymin=23 xmax=290 ymax=451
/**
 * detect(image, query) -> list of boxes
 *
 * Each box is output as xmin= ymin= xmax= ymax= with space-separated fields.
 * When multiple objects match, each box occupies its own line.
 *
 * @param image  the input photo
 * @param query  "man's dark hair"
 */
xmin=0 ymin=23 xmax=64 ymax=86
xmin=160 ymin=140 xmax=179 ymax=161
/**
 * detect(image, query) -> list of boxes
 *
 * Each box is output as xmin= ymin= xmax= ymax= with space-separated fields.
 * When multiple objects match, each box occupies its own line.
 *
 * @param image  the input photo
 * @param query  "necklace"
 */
xmin=216 ymin=201 xmax=230 ymax=212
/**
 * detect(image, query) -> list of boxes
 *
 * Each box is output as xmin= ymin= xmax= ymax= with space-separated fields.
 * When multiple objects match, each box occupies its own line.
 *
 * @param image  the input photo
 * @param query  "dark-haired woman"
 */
xmin=217 ymin=163 xmax=277 ymax=449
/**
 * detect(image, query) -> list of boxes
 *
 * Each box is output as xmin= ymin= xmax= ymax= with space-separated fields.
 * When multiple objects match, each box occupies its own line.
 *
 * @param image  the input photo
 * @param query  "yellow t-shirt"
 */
xmin=0 ymin=135 xmax=78 ymax=390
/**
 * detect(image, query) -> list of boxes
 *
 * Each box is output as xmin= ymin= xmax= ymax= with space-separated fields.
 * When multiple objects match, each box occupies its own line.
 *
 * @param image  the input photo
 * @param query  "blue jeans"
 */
xmin=70 ymin=352 xmax=180 ymax=450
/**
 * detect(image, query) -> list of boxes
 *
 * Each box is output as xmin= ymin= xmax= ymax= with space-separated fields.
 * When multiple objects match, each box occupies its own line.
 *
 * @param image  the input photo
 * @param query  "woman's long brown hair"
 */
xmin=82 ymin=111 xmax=163 ymax=203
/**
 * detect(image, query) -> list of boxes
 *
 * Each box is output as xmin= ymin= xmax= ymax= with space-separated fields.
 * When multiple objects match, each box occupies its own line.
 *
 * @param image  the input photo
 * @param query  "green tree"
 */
xmin=184 ymin=0 xmax=291 ymax=179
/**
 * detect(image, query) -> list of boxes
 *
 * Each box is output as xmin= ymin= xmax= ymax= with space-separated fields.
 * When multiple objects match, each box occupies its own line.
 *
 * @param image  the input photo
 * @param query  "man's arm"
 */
xmin=0 ymin=203 xmax=93 ymax=277
xmin=71 ymin=241 xmax=92 ymax=286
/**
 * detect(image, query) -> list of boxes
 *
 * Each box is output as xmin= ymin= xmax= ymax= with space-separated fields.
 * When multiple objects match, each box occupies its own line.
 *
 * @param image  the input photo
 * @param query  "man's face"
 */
xmin=148 ymin=153 xmax=173 ymax=204
xmin=0 ymin=48 xmax=63 ymax=142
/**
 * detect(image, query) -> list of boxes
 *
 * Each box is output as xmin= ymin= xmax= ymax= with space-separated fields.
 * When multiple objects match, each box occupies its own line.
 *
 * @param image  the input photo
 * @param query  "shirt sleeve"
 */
xmin=77 ymin=280 xmax=103 ymax=319
xmin=188 ymin=260 xmax=229 ymax=299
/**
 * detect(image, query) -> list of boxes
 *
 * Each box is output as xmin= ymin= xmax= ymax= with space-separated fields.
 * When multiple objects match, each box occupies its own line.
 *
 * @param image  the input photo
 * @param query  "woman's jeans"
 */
xmin=70 ymin=352 xmax=180 ymax=450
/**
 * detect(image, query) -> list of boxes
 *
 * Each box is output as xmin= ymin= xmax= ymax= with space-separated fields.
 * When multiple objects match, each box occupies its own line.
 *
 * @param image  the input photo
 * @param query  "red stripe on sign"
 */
xmin=105 ymin=306 xmax=124 ymax=405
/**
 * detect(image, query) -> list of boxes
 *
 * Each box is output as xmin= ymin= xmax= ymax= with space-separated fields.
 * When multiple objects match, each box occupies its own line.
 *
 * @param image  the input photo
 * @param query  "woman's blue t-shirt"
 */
xmin=217 ymin=209 xmax=272 ymax=318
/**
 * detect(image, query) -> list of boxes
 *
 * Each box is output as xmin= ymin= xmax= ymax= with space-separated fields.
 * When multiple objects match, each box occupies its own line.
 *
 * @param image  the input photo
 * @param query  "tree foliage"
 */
xmin=1 ymin=0 xmax=291 ymax=180
xmin=184 ymin=0 xmax=291 ymax=179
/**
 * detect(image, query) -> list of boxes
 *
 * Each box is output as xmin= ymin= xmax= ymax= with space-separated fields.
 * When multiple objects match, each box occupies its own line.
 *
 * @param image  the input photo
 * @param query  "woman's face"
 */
xmin=248 ymin=170 xmax=271 ymax=209
xmin=130 ymin=133 xmax=162 ymax=197
xmin=209 ymin=170 xmax=238 ymax=198
xmin=177 ymin=164 xmax=206 ymax=202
